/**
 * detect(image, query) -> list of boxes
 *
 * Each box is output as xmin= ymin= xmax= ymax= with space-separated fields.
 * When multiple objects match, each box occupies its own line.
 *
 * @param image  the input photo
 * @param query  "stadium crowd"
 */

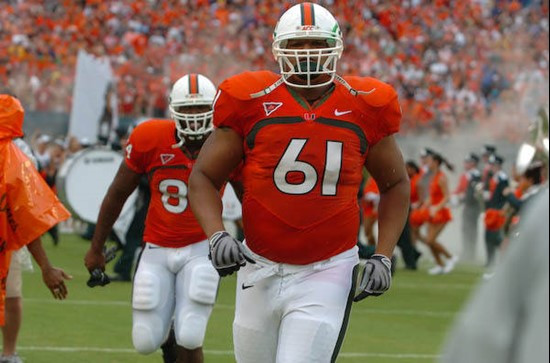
xmin=1 ymin=0 xmax=548 ymax=138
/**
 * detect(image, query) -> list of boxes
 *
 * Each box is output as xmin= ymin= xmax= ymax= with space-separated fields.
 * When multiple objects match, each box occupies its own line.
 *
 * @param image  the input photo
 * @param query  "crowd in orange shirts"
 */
xmin=0 ymin=0 xmax=548 ymax=139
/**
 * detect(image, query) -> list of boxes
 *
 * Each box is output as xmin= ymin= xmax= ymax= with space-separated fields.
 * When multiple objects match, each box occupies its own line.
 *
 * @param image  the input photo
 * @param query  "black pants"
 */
xmin=462 ymin=205 xmax=480 ymax=261
xmin=47 ymin=225 xmax=59 ymax=245
xmin=485 ymin=229 xmax=503 ymax=268
xmin=113 ymin=200 xmax=148 ymax=279
xmin=396 ymin=218 xmax=421 ymax=269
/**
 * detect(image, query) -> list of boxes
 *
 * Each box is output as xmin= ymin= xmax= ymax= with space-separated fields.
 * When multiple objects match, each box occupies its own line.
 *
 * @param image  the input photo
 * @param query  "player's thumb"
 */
xmin=239 ymin=244 xmax=256 ymax=264
xmin=62 ymin=270 xmax=73 ymax=280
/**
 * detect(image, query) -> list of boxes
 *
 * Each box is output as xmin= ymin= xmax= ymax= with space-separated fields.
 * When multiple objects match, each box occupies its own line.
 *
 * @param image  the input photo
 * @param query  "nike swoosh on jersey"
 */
xmin=334 ymin=109 xmax=352 ymax=116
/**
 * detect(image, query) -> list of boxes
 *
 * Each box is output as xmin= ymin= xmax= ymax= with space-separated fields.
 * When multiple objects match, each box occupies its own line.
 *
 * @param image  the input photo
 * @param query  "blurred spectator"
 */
xmin=452 ymin=153 xmax=482 ymax=261
xmin=1 ymin=94 xmax=72 ymax=363
xmin=30 ymin=132 xmax=51 ymax=169
xmin=483 ymin=154 xmax=509 ymax=273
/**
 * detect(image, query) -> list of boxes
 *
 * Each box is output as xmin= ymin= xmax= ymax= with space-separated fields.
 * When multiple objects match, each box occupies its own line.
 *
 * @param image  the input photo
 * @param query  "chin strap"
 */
xmin=334 ymin=74 xmax=377 ymax=96
xmin=249 ymin=74 xmax=377 ymax=99
xmin=171 ymin=134 xmax=185 ymax=149
xmin=249 ymin=77 xmax=286 ymax=98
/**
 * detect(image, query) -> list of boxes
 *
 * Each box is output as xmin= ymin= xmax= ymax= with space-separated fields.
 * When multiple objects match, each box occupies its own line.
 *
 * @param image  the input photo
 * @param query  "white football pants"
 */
xmin=131 ymin=240 xmax=219 ymax=354
xmin=234 ymin=246 xmax=359 ymax=363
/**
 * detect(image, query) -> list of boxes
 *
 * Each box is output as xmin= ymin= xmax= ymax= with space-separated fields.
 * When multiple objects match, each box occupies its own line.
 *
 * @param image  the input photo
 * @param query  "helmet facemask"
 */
xmin=273 ymin=32 xmax=343 ymax=88
xmin=169 ymin=102 xmax=213 ymax=143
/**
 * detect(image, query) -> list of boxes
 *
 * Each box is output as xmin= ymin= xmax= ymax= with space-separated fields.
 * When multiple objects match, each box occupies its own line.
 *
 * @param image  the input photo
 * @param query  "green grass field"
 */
xmin=13 ymin=233 xmax=483 ymax=363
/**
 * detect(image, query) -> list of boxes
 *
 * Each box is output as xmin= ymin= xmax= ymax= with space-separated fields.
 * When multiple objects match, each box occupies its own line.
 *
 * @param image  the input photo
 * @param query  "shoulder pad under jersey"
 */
xmin=343 ymin=76 xmax=398 ymax=108
xmin=218 ymin=71 xmax=281 ymax=101
xmin=130 ymin=119 xmax=173 ymax=151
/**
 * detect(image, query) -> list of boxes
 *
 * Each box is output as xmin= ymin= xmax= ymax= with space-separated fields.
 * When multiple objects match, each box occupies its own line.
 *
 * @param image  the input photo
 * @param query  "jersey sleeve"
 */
xmin=124 ymin=125 xmax=150 ymax=174
xmin=212 ymin=88 xmax=245 ymax=137
xmin=372 ymin=94 xmax=402 ymax=145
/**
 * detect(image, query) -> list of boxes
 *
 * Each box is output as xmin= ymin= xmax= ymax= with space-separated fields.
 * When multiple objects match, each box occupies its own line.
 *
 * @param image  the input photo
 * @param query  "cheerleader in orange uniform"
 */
xmin=425 ymin=152 xmax=458 ymax=275
xmin=361 ymin=176 xmax=380 ymax=246
xmin=408 ymin=159 xmax=429 ymax=245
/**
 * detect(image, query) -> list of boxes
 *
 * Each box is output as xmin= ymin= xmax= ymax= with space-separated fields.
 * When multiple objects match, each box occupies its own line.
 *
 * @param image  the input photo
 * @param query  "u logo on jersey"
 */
xmin=304 ymin=113 xmax=316 ymax=121
xmin=263 ymin=102 xmax=283 ymax=116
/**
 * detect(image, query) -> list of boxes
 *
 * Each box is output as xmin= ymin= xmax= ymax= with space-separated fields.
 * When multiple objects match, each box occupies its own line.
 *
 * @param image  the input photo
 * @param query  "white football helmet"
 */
xmin=169 ymin=74 xmax=216 ymax=142
xmin=272 ymin=2 xmax=344 ymax=88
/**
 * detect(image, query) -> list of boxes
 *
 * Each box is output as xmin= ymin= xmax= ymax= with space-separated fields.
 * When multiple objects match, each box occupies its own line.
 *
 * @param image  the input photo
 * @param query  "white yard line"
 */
xmin=18 ymin=346 xmax=440 ymax=359
xmin=25 ymin=298 xmax=456 ymax=317
xmin=395 ymin=282 xmax=474 ymax=290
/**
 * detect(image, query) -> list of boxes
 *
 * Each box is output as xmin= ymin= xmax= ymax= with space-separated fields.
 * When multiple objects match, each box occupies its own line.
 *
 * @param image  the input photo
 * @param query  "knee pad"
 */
xmin=278 ymin=319 xmax=335 ymax=363
xmin=133 ymin=270 xmax=161 ymax=310
xmin=188 ymin=263 xmax=219 ymax=305
xmin=175 ymin=313 xmax=208 ymax=349
xmin=132 ymin=271 xmax=167 ymax=354
xmin=133 ymin=322 xmax=160 ymax=354
xmin=233 ymin=322 xmax=278 ymax=363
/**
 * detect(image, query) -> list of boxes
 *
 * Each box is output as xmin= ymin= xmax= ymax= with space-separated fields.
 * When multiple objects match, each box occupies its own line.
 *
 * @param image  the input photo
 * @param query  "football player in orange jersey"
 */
xmin=188 ymin=3 xmax=410 ymax=362
xmin=84 ymin=74 xmax=221 ymax=363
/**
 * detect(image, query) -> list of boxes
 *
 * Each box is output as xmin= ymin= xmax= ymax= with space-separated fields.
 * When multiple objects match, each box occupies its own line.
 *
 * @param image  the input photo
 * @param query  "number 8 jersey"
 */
xmin=213 ymin=71 xmax=401 ymax=264
xmin=125 ymin=119 xmax=206 ymax=248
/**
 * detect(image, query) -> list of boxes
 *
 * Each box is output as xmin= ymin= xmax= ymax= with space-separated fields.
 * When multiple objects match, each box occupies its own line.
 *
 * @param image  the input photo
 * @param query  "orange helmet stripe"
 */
xmin=301 ymin=3 xmax=315 ymax=26
xmin=188 ymin=74 xmax=199 ymax=94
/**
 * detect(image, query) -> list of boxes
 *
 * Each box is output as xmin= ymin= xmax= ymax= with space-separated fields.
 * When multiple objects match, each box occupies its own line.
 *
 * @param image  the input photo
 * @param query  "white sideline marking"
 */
xmin=396 ymin=282 xmax=473 ymax=290
xmin=18 ymin=346 xmax=440 ymax=358
xmin=353 ymin=308 xmax=454 ymax=318
xmin=25 ymin=299 xmax=456 ymax=317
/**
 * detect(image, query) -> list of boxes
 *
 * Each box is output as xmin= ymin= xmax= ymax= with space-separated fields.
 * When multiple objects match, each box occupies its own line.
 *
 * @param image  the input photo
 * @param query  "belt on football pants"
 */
xmin=241 ymin=242 xmax=359 ymax=286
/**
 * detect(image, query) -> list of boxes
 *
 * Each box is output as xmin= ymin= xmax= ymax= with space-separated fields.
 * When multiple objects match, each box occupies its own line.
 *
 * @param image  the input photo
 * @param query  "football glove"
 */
xmin=209 ymin=231 xmax=255 ymax=277
xmin=354 ymin=254 xmax=392 ymax=302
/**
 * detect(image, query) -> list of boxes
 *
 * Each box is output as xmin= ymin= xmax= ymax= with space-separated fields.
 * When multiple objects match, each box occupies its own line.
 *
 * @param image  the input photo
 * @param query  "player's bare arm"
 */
xmin=355 ymin=135 xmax=410 ymax=301
xmin=365 ymin=135 xmax=410 ymax=258
xmin=84 ymin=162 xmax=141 ymax=272
xmin=189 ymin=127 xmax=243 ymax=238
xmin=27 ymin=237 xmax=72 ymax=300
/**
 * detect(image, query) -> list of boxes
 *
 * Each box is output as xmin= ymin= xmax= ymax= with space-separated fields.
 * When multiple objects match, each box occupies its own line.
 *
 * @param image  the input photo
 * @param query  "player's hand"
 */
xmin=42 ymin=266 xmax=72 ymax=300
xmin=354 ymin=254 xmax=392 ymax=302
xmin=84 ymin=247 xmax=105 ymax=273
xmin=209 ymin=231 xmax=255 ymax=277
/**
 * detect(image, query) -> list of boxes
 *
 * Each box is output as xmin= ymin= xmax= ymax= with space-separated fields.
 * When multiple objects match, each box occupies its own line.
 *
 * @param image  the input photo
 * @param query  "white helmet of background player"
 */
xmin=169 ymin=74 xmax=217 ymax=141
xmin=272 ymin=2 xmax=344 ymax=88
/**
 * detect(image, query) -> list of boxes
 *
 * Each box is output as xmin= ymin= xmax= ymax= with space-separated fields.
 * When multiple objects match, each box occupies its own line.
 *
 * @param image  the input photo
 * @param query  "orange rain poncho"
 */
xmin=0 ymin=94 xmax=70 ymax=325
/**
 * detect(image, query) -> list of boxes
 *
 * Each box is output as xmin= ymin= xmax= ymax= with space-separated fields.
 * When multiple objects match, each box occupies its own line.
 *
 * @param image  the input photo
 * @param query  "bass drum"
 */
xmin=56 ymin=147 xmax=137 ymax=224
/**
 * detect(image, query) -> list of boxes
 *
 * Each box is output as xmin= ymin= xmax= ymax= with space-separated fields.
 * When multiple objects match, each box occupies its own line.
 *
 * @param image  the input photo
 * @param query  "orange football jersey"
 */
xmin=125 ymin=119 xmax=206 ymax=247
xmin=214 ymin=71 xmax=401 ymax=264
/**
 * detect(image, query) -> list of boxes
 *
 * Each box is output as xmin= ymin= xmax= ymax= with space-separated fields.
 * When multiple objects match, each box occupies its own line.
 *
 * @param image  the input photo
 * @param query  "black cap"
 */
xmin=465 ymin=153 xmax=480 ymax=164
xmin=482 ymin=144 xmax=497 ymax=155
xmin=420 ymin=147 xmax=436 ymax=157
xmin=488 ymin=154 xmax=504 ymax=165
